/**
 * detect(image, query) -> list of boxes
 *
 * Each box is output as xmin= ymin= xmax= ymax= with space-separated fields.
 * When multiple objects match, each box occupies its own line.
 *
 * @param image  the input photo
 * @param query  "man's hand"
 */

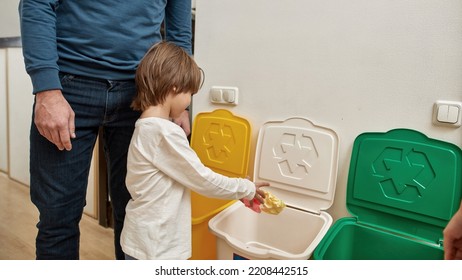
xmin=34 ymin=89 xmax=76 ymax=151
xmin=444 ymin=202 xmax=462 ymax=260
xmin=172 ymin=109 xmax=191 ymax=136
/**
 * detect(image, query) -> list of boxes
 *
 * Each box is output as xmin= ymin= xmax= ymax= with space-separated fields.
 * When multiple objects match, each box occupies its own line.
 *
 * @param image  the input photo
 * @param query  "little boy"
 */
xmin=120 ymin=41 xmax=267 ymax=260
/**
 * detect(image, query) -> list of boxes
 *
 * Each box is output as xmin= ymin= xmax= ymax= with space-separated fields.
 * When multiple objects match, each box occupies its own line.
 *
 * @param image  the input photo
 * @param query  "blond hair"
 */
xmin=132 ymin=41 xmax=203 ymax=111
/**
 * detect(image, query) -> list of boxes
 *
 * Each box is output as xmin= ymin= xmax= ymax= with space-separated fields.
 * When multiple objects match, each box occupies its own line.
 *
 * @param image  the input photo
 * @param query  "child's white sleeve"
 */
xmin=154 ymin=129 xmax=255 ymax=201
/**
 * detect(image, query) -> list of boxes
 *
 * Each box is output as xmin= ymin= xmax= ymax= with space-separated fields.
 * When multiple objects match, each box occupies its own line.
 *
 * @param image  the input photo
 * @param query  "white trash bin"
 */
xmin=209 ymin=117 xmax=340 ymax=260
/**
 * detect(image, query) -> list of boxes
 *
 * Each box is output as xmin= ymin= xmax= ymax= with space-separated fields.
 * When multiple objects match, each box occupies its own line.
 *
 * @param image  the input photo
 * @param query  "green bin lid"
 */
xmin=347 ymin=129 xmax=462 ymax=245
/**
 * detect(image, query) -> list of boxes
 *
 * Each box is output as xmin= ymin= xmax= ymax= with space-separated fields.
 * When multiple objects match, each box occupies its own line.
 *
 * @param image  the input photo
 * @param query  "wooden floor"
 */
xmin=0 ymin=173 xmax=115 ymax=260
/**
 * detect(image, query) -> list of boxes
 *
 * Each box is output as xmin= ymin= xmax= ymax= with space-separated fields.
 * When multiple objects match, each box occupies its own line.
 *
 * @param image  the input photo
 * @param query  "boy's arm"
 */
xmin=155 ymin=129 xmax=256 ymax=201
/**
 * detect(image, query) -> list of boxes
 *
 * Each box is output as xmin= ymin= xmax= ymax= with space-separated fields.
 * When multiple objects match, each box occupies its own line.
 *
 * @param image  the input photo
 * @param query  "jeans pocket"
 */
xmin=59 ymin=73 xmax=76 ymax=86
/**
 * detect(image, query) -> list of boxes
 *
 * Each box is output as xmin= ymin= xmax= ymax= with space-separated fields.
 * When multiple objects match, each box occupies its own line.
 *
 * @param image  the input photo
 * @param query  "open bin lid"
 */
xmin=253 ymin=117 xmax=339 ymax=214
xmin=191 ymin=109 xmax=251 ymax=178
xmin=347 ymin=129 xmax=462 ymax=244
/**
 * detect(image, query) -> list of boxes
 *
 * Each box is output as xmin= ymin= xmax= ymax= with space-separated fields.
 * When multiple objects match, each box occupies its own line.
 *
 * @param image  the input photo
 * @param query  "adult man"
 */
xmin=19 ymin=0 xmax=193 ymax=259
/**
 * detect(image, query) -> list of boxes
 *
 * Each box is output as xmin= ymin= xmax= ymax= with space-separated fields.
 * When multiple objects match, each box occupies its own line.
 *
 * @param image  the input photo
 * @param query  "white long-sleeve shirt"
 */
xmin=120 ymin=117 xmax=256 ymax=260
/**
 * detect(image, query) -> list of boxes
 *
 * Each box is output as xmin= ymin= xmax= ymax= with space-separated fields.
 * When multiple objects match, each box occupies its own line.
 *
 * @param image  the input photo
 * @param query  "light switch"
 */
xmin=447 ymin=105 xmax=460 ymax=123
xmin=437 ymin=105 xmax=450 ymax=123
xmin=433 ymin=100 xmax=462 ymax=127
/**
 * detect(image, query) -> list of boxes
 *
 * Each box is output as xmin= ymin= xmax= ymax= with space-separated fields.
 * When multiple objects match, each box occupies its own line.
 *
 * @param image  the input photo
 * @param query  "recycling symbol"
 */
xmin=372 ymin=147 xmax=436 ymax=202
xmin=203 ymin=123 xmax=235 ymax=163
xmin=273 ymin=132 xmax=318 ymax=179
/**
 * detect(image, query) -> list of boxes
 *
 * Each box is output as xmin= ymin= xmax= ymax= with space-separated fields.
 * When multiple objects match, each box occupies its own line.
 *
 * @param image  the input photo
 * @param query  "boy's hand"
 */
xmin=254 ymin=181 xmax=269 ymax=204
xmin=240 ymin=181 xmax=269 ymax=213
xmin=172 ymin=110 xmax=191 ymax=136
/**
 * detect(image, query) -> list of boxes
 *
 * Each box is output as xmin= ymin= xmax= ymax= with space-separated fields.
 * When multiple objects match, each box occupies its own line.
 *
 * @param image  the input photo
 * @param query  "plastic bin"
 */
xmin=190 ymin=192 xmax=234 ymax=260
xmin=189 ymin=109 xmax=252 ymax=259
xmin=313 ymin=129 xmax=462 ymax=260
xmin=209 ymin=117 xmax=340 ymax=259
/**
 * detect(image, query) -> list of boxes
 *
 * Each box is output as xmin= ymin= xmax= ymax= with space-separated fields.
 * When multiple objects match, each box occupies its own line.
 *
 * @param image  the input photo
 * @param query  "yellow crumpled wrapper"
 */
xmin=261 ymin=190 xmax=286 ymax=215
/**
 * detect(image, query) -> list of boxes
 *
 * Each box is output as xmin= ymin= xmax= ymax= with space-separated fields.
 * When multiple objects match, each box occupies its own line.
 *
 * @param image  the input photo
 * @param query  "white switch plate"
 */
xmin=209 ymin=86 xmax=239 ymax=105
xmin=432 ymin=100 xmax=462 ymax=127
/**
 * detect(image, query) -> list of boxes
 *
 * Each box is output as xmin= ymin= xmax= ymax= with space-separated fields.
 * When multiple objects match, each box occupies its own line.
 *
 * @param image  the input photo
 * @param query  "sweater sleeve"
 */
xmin=19 ymin=0 xmax=62 ymax=94
xmin=164 ymin=0 xmax=193 ymax=55
xmin=153 ymin=128 xmax=256 ymax=201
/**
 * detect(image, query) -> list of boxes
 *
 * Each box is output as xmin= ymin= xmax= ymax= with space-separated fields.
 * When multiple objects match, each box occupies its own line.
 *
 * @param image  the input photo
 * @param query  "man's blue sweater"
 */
xmin=19 ymin=0 xmax=192 ymax=94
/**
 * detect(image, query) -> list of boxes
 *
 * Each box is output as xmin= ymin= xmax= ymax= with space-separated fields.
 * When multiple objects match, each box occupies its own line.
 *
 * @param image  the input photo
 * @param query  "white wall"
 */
xmin=193 ymin=0 xmax=462 ymax=221
xmin=0 ymin=0 xmax=21 ymax=37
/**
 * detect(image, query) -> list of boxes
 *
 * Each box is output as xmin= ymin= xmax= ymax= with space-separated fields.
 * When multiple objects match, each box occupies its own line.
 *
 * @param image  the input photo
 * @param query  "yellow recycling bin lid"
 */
xmin=191 ymin=109 xmax=251 ymax=178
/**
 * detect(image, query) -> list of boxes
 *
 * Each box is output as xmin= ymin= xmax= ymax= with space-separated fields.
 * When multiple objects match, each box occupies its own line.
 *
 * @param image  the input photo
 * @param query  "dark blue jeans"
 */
xmin=30 ymin=73 xmax=140 ymax=260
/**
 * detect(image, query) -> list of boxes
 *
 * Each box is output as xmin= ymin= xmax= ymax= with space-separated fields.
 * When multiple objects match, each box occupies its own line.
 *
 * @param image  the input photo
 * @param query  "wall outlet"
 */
xmin=210 ymin=86 xmax=239 ymax=105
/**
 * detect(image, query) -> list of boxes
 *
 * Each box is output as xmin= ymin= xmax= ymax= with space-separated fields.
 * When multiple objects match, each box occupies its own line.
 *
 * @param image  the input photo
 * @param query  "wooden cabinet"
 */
xmin=0 ymin=49 xmax=7 ymax=173
xmin=7 ymin=48 xmax=33 ymax=186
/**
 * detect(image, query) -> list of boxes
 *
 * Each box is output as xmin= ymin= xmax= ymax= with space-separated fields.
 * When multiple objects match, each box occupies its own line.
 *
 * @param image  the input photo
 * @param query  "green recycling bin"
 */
xmin=314 ymin=129 xmax=462 ymax=260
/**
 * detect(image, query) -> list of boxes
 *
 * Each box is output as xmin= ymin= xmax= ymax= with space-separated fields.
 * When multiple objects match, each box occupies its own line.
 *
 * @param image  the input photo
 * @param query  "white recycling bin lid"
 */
xmin=253 ymin=117 xmax=339 ymax=214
